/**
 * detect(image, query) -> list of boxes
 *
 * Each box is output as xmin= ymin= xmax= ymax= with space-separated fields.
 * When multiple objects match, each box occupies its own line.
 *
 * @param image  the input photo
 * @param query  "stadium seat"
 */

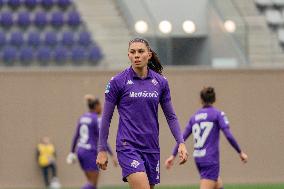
xmin=0 ymin=11 xmax=14 ymax=28
xmin=57 ymin=0 xmax=71 ymax=9
xmin=88 ymin=45 xmax=103 ymax=64
xmin=78 ymin=31 xmax=91 ymax=47
xmin=37 ymin=46 xmax=52 ymax=65
xmin=54 ymin=46 xmax=68 ymax=65
xmin=17 ymin=11 xmax=31 ymax=28
xmin=19 ymin=47 xmax=34 ymax=65
xmin=41 ymin=0 xmax=54 ymax=9
xmin=71 ymin=46 xmax=86 ymax=64
xmin=51 ymin=11 xmax=64 ymax=28
xmin=10 ymin=31 xmax=24 ymax=47
xmin=0 ymin=0 xmax=4 ymax=8
xmin=255 ymin=0 xmax=273 ymax=11
xmin=2 ymin=46 xmax=17 ymax=65
xmin=27 ymin=31 xmax=41 ymax=47
xmin=67 ymin=11 xmax=81 ymax=27
xmin=34 ymin=11 xmax=48 ymax=28
xmin=44 ymin=31 xmax=58 ymax=47
xmin=61 ymin=31 xmax=75 ymax=47
xmin=7 ymin=0 xmax=21 ymax=9
xmin=24 ymin=0 xmax=37 ymax=9
xmin=272 ymin=0 xmax=284 ymax=8
xmin=265 ymin=9 xmax=284 ymax=29
xmin=0 ymin=31 xmax=6 ymax=47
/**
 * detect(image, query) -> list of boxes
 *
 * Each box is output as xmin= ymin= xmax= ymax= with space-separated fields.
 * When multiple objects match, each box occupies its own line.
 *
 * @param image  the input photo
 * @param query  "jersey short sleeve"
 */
xmin=105 ymin=77 xmax=121 ymax=104
xmin=217 ymin=111 xmax=230 ymax=129
xmin=160 ymin=77 xmax=171 ymax=103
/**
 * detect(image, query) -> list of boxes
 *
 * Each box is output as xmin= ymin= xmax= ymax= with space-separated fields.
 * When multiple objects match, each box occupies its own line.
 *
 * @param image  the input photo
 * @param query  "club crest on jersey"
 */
xmin=130 ymin=160 xmax=140 ymax=168
xmin=151 ymin=79 xmax=158 ymax=85
xmin=127 ymin=80 xmax=134 ymax=85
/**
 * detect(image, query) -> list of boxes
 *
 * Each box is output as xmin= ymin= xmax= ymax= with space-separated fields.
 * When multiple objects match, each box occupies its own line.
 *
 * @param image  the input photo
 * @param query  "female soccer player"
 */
xmin=165 ymin=87 xmax=248 ymax=189
xmin=96 ymin=38 xmax=188 ymax=189
xmin=67 ymin=95 xmax=117 ymax=189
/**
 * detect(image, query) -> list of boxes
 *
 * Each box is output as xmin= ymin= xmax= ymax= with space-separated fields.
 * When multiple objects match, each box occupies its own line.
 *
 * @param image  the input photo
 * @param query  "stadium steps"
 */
xmin=232 ymin=0 xmax=284 ymax=65
xmin=74 ymin=0 xmax=132 ymax=69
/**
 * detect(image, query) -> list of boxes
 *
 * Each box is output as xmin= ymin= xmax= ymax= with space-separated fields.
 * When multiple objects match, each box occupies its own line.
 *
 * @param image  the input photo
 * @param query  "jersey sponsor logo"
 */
xmin=127 ymin=80 xmax=134 ymax=85
xmin=130 ymin=160 xmax=140 ymax=168
xmin=129 ymin=91 xmax=158 ymax=98
xmin=151 ymin=79 xmax=158 ymax=86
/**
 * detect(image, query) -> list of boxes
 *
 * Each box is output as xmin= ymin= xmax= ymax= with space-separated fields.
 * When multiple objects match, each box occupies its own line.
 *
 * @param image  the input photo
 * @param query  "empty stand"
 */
xmin=0 ymin=0 xmax=103 ymax=66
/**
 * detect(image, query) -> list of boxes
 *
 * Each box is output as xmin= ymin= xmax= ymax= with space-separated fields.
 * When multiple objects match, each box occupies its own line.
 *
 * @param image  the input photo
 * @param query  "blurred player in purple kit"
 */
xmin=66 ymin=95 xmax=117 ymax=189
xmin=96 ymin=38 xmax=188 ymax=189
xmin=165 ymin=87 xmax=248 ymax=189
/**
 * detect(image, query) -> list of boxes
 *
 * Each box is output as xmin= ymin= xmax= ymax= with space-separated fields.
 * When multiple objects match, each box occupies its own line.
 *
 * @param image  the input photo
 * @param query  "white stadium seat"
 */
xmin=255 ymin=0 xmax=273 ymax=11
xmin=265 ymin=9 xmax=284 ymax=28
xmin=272 ymin=0 xmax=284 ymax=8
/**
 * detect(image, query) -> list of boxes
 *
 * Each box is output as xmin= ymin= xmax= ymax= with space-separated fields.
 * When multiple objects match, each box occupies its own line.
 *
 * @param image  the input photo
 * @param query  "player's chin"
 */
xmin=132 ymin=63 xmax=146 ymax=69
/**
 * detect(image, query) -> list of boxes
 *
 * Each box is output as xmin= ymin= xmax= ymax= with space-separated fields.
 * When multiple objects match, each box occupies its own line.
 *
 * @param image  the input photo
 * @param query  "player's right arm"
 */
xmin=97 ymin=77 xmax=120 ymax=170
xmin=66 ymin=121 xmax=80 ymax=164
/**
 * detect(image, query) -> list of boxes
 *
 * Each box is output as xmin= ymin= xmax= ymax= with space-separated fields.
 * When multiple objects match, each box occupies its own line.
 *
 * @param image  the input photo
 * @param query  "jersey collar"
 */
xmin=129 ymin=66 xmax=153 ymax=80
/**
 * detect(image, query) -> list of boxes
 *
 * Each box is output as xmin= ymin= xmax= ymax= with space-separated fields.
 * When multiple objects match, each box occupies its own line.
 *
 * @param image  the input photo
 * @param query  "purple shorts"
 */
xmin=77 ymin=148 xmax=99 ymax=171
xmin=195 ymin=162 xmax=219 ymax=181
xmin=117 ymin=148 xmax=160 ymax=185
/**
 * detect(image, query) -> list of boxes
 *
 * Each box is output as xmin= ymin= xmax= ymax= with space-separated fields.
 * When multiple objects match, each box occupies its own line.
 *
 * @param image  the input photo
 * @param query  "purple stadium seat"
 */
xmin=67 ymin=11 xmax=81 ymax=27
xmin=17 ymin=11 xmax=31 ymax=28
xmin=24 ymin=0 xmax=37 ymax=9
xmin=19 ymin=47 xmax=34 ymax=65
xmin=54 ymin=46 xmax=68 ymax=64
xmin=61 ymin=31 xmax=75 ymax=47
xmin=2 ymin=46 xmax=17 ymax=65
xmin=0 ymin=0 xmax=4 ymax=8
xmin=57 ymin=0 xmax=71 ymax=9
xmin=71 ymin=46 xmax=86 ymax=64
xmin=51 ymin=11 xmax=64 ymax=28
xmin=37 ymin=46 xmax=51 ymax=65
xmin=44 ymin=31 xmax=58 ymax=47
xmin=0 ymin=11 xmax=14 ymax=28
xmin=27 ymin=31 xmax=41 ymax=47
xmin=41 ymin=0 xmax=54 ymax=9
xmin=0 ymin=31 xmax=6 ymax=47
xmin=78 ymin=31 xmax=91 ymax=47
xmin=8 ymin=0 xmax=21 ymax=9
xmin=88 ymin=46 xmax=103 ymax=64
xmin=34 ymin=11 xmax=48 ymax=28
xmin=10 ymin=31 xmax=24 ymax=47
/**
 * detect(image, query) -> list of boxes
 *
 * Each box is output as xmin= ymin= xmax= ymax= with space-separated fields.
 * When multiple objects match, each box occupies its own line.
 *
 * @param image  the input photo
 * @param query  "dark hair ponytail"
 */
xmin=200 ymin=86 xmax=216 ymax=105
xmin=129 ymin=37 xmax=163 ymax=74
xmin=87 ymin=98 xmax=100 ymax=110
xmin=148 ymin=49 xmax=163 ymax=74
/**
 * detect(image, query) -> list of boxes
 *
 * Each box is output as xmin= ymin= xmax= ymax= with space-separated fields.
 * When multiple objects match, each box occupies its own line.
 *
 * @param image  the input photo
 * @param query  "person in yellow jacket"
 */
xmin=37 ymin=136 xmax=58 ymax=187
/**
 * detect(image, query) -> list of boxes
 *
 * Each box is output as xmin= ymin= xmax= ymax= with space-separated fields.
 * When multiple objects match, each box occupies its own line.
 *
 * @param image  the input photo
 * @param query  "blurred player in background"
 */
xmin=67 ymin=94 xmax=117 ymax=189
xmin=96 ymin=38 xmax=188 ymax=189
xmin=37 ymin=136 xmax=59 ymax=188
xmin=165 ymin=86 xmax=248 ymax=189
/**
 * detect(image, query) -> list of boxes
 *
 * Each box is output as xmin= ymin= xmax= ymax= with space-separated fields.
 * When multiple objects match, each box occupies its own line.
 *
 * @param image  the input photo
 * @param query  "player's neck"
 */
xmin=132 ymin=66 xmax=148 ymax=78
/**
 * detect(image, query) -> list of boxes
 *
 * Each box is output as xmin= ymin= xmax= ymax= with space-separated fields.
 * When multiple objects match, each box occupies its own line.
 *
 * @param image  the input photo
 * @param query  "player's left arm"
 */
xmin=218 ymin=112 xmax=248 ymax=163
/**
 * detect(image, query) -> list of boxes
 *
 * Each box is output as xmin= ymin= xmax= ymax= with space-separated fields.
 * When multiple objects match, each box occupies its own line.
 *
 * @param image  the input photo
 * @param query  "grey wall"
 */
xmin=118 ymin=0 xmax=208 ymax=36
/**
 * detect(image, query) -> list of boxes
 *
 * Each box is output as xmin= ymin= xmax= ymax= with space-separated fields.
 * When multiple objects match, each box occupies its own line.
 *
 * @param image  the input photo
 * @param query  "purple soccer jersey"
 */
xmin=172 ymin=106 xmax=241 ymax=164
xmin=71 ymin=112 xmax=99 ymax=152
xmin=99 ymin=67 xmax=184 ymax=153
